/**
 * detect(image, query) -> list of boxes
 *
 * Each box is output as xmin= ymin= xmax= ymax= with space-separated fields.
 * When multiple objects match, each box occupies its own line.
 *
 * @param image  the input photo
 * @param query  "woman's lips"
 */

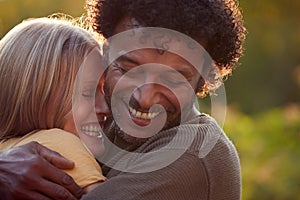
xmin=80 ymin=123 xmax=104 ymax=138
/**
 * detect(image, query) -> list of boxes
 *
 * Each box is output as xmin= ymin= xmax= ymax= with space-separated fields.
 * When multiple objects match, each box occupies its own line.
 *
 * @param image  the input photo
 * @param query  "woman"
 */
xmin=0 ymin=17 xmax=109 ymax=193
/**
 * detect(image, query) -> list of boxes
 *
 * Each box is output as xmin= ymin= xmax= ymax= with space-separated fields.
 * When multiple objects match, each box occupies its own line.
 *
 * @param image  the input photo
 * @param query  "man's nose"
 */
xmin=132 ymin=83 xmax=162 ymax=109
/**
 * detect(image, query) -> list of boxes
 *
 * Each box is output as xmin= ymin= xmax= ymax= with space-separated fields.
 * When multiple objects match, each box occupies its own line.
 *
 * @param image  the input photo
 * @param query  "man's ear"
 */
xmin=102 ymin=40 xmax=110 ymax=65
xmin=196 ymin=76 xmax=206 ymax=98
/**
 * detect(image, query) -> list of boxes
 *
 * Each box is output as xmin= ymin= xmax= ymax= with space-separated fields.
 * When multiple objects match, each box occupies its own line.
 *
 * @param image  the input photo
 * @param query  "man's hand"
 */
xmin=0 ymin=141 xmax=83 ymax=200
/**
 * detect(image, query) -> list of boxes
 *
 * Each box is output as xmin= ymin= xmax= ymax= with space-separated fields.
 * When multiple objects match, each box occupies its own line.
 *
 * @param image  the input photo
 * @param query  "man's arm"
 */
xmin=0 ymin=142 xmax=83 ymax=200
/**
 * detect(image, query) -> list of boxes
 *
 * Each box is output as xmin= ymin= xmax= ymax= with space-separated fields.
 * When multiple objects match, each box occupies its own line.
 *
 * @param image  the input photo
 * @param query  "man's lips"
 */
xmin=128 ymin=106 xmax=160 ymax=120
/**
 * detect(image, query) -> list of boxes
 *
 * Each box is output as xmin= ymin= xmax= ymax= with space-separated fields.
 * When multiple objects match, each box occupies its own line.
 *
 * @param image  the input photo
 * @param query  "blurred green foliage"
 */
xmin=0 ymin=0 xmax=300 ymax=199
xmin=225 ymin=104 xmax=300 ymax=199
xmin=227 ymin=0 xmax=300 ymax=114
xmin=0 ymin=0 xmax=85 ymax=37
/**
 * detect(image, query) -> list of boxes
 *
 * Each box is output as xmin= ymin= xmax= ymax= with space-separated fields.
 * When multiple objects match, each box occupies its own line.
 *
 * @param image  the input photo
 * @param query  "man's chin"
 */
xmin=162 ymin=115 xmax=182 ymax=130
xmin=116 ymin=116 xmax=181 ymax=145
xmin=116 ymin=127 xmax=149 ymax=146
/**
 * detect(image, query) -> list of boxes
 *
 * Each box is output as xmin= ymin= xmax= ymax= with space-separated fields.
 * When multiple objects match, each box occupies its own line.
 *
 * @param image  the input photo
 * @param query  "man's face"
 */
xmin=105 ymin=48 xmax=201 ymax=138
xmin=104 ymin=17 xmax=203 ymax=140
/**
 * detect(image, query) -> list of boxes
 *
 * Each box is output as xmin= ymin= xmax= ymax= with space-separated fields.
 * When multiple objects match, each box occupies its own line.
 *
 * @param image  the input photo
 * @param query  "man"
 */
xmin=0 ymin=0 xmax=246 ymax=199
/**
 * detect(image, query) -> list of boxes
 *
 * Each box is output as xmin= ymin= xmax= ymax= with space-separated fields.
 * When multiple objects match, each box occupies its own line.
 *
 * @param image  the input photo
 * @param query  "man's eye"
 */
xmin=120 ymin=67 xmax=128 ymax=74
xmin=164 ymin=79 xmax=184 ymax=86
xmin=161 ymin=74 xmax=187 ymax=87
xmin=112 ymin=62 xmax=128 ymax=73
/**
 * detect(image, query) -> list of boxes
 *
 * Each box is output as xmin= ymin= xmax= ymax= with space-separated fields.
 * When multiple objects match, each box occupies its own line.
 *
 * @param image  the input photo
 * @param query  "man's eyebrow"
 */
xmin=171 ymin=64 xmax=195 ymax=77
xmin=117 ymin=54 xmax=140 ymax=65
xmin=165 ymin=69 xmax=193 ymax=79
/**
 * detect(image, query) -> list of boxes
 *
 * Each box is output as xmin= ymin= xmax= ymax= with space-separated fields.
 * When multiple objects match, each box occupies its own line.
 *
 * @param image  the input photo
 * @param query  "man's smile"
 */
xmin=129 ymin=106 xmax=160 ymax=120
xmin=128 ymin=105 xmax=162 ymax=127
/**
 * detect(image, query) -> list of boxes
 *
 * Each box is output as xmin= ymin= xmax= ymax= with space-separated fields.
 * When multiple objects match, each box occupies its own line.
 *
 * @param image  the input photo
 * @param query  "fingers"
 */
xmin=25 ymin=142 xmax=84 ymax=199
xmin=32 ymin=143 xmax=84 ymax=199
xmin=17 ymin=192 xmax=53 ymax=200
xmin=43 ymin=169 xmax=84 ymax=199
xmin=0 ymin=142 xmax=83 ymax=199
xmin=37 ymin=179 xmax=80 ymax=200
xmin=33 ymin=142 xmax=75 ymax=169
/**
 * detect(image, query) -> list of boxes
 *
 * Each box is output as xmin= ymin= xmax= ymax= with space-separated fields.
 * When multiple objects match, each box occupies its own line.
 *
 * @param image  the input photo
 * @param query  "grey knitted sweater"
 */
xmin=83 ymin=114 xmax=241 ymax=200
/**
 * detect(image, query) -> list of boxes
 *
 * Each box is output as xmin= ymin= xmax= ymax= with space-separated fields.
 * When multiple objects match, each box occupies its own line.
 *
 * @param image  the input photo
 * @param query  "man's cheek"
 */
xmin=109 ymin=73 xmax=133 ymax=94
xmin=105 ymin=72 xmax=119 ymax=92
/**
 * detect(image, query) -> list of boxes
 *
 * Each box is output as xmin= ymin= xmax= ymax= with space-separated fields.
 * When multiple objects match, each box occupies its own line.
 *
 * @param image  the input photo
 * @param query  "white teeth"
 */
xmin=80 ymin=125 xmax=103 ymax=138
xmin=136 ymin=111 xmax=142 ymax=118
xmin=132 ymin=109 xmax=137 ymax=115
xmin=128 ymin=106 xmax=160 ymax=120
xmin=141 ymin=113 xmax=148 ymax=119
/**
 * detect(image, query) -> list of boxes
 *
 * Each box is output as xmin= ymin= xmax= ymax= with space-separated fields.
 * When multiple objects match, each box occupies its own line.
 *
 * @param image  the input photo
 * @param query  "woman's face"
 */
xmin=63 ymin=49 xmax=110 ymax=157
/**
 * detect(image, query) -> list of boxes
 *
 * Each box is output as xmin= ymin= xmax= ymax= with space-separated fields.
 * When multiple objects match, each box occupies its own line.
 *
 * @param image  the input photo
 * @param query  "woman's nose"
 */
xmin=95 ymin=87 xmax=111 ymax=117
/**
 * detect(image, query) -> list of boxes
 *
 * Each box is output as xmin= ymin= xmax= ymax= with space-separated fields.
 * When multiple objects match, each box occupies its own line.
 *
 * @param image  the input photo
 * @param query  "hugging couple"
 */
xmin=0 ymin=0 xmax=246 ymax=199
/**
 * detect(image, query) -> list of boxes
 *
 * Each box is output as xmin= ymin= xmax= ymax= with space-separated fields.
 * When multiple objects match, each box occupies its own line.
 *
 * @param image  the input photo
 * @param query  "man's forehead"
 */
xmin=112 ymin=17 xmax=202 ymax=52
xmin=107 ymin=27 xmax=212 ymax=76
xmin=119 ymin=49 xmax=197 ymax=72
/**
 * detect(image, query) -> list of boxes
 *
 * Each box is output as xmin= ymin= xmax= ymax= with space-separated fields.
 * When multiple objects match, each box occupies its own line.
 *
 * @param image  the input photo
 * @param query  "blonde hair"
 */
xmin=0 ymin=17 xmax=100 ymax=140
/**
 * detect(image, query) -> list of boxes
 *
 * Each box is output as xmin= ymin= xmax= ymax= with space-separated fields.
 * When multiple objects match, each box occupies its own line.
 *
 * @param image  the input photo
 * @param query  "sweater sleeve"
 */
xmin=83 ymin=152 xmax=210 ymax=200
xmin=204 ymin=134 xmax=241 ymax=200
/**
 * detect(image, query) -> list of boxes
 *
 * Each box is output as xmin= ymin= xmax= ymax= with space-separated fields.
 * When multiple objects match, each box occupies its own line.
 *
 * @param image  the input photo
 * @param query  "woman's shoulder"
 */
xmin=34 ymin=128 xmax=79 ymax=139
xmin=11 ymin=128 xmax=82 ymax=151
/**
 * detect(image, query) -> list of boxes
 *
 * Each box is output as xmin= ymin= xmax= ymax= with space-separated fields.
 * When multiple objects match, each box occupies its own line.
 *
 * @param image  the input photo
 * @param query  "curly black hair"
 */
xmin=86 ymin=0 xmax=246 ymax=95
